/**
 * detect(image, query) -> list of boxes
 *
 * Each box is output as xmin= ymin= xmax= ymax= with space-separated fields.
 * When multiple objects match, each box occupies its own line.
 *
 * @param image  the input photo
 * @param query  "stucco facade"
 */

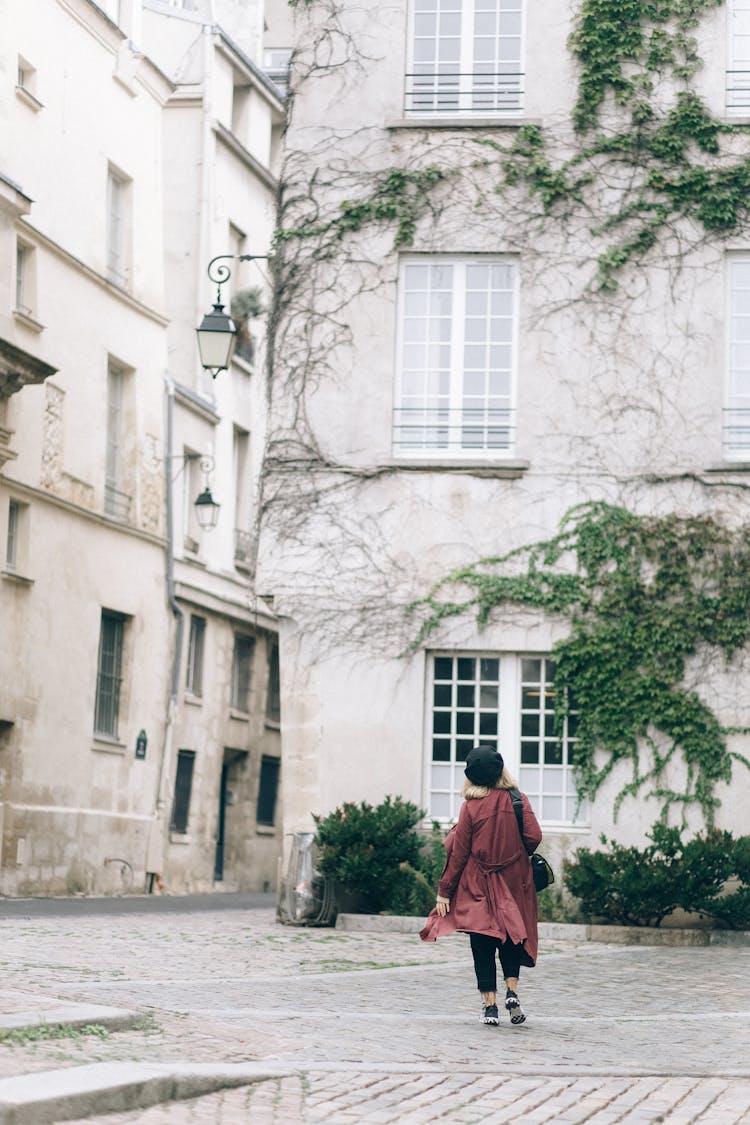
xmin=258 ymin=0 xmax=750 ymax=873
xmin=0 ymin=0 xmax=284 ymax=895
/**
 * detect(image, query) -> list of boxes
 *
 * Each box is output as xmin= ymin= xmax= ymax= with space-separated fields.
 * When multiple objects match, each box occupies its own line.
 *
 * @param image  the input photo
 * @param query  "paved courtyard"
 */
xmin=0 ymin=903 xmax=747 ymax=1122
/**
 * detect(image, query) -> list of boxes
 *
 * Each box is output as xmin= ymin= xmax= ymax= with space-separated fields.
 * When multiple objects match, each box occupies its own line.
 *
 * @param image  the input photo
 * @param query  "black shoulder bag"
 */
xmin=509 ymin=788 xmax=555 ymax=893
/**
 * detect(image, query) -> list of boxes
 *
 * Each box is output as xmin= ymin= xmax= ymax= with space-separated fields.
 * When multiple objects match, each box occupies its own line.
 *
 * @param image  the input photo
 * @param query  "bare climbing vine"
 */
xmin=258 ymin=0 xmax=750 ymax=823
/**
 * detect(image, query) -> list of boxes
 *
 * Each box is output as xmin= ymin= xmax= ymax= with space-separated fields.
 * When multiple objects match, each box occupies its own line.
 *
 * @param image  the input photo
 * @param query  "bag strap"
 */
xmin=509 ymin=787 xmax=530 ymax=854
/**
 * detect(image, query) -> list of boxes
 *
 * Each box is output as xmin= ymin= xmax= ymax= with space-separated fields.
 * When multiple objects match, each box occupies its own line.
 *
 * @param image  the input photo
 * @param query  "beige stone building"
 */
xmin=0 ymin=0 xmax=284 ymax=896
xmin=258 ymin=0 xmax=750 ymax=872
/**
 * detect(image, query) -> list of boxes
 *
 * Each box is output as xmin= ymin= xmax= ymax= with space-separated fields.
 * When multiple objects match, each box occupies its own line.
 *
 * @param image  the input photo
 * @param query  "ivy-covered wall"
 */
xmin=259 ymin=0 xmax=750 ymax=840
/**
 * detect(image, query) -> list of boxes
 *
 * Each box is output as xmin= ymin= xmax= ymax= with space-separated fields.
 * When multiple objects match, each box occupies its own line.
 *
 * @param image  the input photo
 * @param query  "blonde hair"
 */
xmin=462 ymin=766 xmax=517 ymax=800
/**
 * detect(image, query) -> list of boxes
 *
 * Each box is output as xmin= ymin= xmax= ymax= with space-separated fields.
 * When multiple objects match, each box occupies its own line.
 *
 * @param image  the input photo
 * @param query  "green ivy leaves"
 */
xmin=410 ymin=502 xmax=750 ymax=822
xmin=492 ymin=0 xmax=749 ymax=288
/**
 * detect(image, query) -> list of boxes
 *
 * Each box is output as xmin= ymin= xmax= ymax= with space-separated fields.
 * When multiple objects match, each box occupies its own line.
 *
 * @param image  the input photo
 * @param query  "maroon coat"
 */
xmin=419 ymin=788 xmax=543 ymax=966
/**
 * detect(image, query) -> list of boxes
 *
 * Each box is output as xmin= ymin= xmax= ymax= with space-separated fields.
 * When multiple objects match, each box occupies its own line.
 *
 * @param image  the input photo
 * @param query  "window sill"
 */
xmin=231 ymin=354 xmax=255 ymax=376
xmin=229 ymin=709 xmax=250 ymax=722
xmin=169 ymin=832 xmax=192 ymax=845
xmin=256 ymin=824 xmax=277 ymax=835
xmin=184 ymin=693 xmax=203 ymax=707
xmin=387 ymin=116 xmax=537 ymax=130
xmin=384 ymin=458 xmax=530 ymax=478
xmin=704 ymin=461 xmax=750 ymax=473
xmin=91 ymin=737 xmax=127 ymax=755
xmin=13 ymin=309 xmax=44 ymax=334
xmin=15 ymin=85 xmax=44 ymax=112
xmin=264 ymin=718 xmax=281 ymax=731
xmin=1 ymin=569 xmax=34 ymax=587
xmin=539 ymin=824 xmax=591 ymax=835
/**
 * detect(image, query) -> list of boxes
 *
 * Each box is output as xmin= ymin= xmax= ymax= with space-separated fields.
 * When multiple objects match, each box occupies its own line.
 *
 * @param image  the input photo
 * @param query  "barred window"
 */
xmin=170 ymin=750 xmax=196 ymax=834
xmin=94 ymin=611 xmax=125 ymax=738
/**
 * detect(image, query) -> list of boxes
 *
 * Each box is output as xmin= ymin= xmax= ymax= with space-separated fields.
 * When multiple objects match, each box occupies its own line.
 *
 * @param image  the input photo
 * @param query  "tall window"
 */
xmin=231 ymin=635 xmax=255 ymax=712
xmin=106 ymin=166 xmax=130 ymax=288
xmin=170 ymin=749 xmax=196 ymax=833
xmin=15 ymin=242 xmax=33 ymax=316
xmin=427 ymin=653 xmax=585 ymax=824
xmin=5 ymin=500 xmax=20 ymax=570
xmin=266 ymin=640 xmax=280 ymax=723
xmin=186 ymin=615 xmax=206 ymax=697
xmin=395 ymin=258 xmax=517 ymax=457
xmin=406 ymin=0 xmax=523 ymax=116
xmin=94 ymin=610 xmax=125 ymax=739
xmin=728 ymin=0 xmax=750 ymax=113
xmin=256 ymin=755 xmax=281 ymax=826
xmin=104 ymin=361 xmax=128 ymax=519
xmin=726 ymin=259 xmax=750 ymax=458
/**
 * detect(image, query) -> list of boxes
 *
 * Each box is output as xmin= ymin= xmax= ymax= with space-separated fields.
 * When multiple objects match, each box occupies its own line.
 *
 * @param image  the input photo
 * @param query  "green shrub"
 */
xmin=564 ymin=824 xmax=748 ymax=928
xmin=313 ymin=796 xmax=444 ymax=914
xmin=564 ymin=826 xmax=684 ymax=927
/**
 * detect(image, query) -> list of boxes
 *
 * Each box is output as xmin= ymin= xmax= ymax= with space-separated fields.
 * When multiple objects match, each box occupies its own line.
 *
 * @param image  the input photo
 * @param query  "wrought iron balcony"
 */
xmin=726 ymin=70 xmax=750 ymax=113
xmin=404 ymin=70 xmax=523 ymax=116
xmin=723 ymin=406 xmax=750 ymax=457
xmin=103 ymin=482 xmax=131 ymax=522
xmin=393 ymin=405 xmax=515 ymax=454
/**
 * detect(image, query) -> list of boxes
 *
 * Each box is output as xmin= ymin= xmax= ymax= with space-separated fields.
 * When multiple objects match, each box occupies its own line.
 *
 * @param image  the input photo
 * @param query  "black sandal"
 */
xmin=505 ymin=989 xmax=526 ymax=1025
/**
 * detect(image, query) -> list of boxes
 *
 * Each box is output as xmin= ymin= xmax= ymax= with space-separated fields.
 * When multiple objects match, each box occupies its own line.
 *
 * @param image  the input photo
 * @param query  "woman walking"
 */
xmin=420 ymin=744 xmax=542 ymax=1026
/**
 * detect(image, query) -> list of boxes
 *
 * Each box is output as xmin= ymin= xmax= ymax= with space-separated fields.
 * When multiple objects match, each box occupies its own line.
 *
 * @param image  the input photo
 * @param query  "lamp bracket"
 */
xmin=207 ymin=253 xmax=270 ymax=305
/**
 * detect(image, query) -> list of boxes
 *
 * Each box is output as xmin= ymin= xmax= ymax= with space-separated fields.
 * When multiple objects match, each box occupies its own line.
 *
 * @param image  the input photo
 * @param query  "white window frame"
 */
xmin=106 ymin=165 xmax=130 ymax=288
xmin=423 ymin=651 xmax=588 ymax=827
xmin=14 ymin=241 xmax=35 ymax=318
xmin=394 ymin=256 xmax=518 ymax=459
xmin=405 ymin=0 xmax=524 ymax=117
xmin=185 ymin=614 xmax=206 ymax=698
xmin=727 ymin=0 xmax=750 ymax=115
xmin=725 ymin=256 xmax=750 ymax=458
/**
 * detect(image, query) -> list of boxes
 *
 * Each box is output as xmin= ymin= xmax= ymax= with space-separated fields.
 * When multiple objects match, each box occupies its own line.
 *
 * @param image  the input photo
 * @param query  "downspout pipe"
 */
xmin=147 ymin=377 xmax=184 ymax=888
xmin=165 ymin=376 xmax=185 ymax=701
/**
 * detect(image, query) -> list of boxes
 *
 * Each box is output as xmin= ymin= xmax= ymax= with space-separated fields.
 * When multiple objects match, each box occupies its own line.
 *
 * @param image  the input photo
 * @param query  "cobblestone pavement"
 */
xmin=0 ymin=908 xmax=747 ymax=1122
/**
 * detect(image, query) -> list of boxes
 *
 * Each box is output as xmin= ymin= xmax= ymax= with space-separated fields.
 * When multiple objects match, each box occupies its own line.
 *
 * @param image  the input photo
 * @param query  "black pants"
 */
xmin=469 ymin=933 xmax=524 ymax=993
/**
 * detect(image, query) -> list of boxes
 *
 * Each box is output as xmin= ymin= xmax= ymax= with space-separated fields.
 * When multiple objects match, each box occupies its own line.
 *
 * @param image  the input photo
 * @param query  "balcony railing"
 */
xmin=723 ymin=406 xmax=750 ymax=457
xmin=393 ymin=405 xmax=515 ymax=454
xmin=103 ymin=482 xmax=131 ymax=522
xmin=726 ymin=70 xmax=750 ymax=113
xmin=404 ymin=70 xmax=523 ymax=116
xmin=234 ymin=528 xmax=256 ymax=569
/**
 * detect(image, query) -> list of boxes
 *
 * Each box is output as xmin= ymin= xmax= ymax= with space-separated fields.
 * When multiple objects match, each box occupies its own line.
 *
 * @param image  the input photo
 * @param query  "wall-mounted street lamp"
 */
xmin=170 ymin=452 xmax=221 ymax=531
xmin=191 ymin=455 xmax=221 ymax=530
xmin=196 ymin=253 xmax=268 ymax=378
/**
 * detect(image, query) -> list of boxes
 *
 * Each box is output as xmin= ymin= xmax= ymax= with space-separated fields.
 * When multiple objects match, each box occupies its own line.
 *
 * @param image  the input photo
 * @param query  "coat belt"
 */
xmin=476 ymin=849 xmax=524 ymax=933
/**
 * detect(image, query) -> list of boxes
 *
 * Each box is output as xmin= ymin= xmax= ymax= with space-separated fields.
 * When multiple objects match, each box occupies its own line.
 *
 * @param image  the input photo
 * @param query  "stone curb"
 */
xmin=335 ymin=914 xmax=750 ymax=946
xmin=0 ymin=1062 xmax=292 ymax=1124
xmin=0 ymin=996 xmax=141 ymax=1035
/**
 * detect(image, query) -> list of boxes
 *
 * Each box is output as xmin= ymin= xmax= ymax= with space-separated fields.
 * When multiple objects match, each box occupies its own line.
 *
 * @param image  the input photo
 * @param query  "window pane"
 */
xmin=480 ymin=657 xmax=499 ymax=681
xmin=456 ymin=711 xmax=475 ymax=735
xmin=434 ymin=656 xmax=453 ymax=680
xmin=432 ymin=738 xmax=451 ymax=761
xmin=433 ymin=711 xmax=451 ymax=735
xmin=456 ymin=684 xmax=475 ymax=708
xmin=94 ymin=611 xmax=124 ymax=738
xmin=520 ymin=741 xmax=538 ymax=764
xmin=434 ymin=683 xmax=453 ymax=707
xmin=542 ymin=795 xmax=564 ymax=820
xmin=479 ymin=712 xmax=497 ymax=735
xmin=457 ymin=658 xmax=475 ymax=681
xmin=257 ymin=756 xmax=280 ymax=826
xmin=456 ymin=738 xmax=474 ymax=761
xmin=431 ymin=792 xmax=451 ymax=818
xmin=431 ymin=764 xmax=452 ymax=789
xmin=521 ymin=713 xmax=539 ymax=738
xmin=521 ymin=658 xmax=541 ymax=682
xmin=170 ymin=749 xmax=196 ymax=833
